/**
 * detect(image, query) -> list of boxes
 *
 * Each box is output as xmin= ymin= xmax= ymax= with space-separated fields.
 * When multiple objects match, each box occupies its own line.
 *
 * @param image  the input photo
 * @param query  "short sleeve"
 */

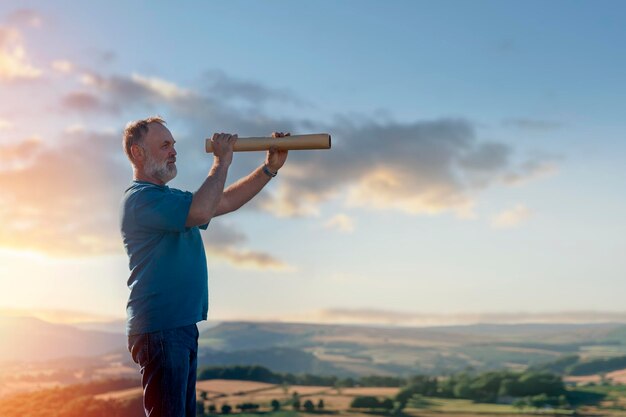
xmin=133 ymin=187 xmax=193 ymax=232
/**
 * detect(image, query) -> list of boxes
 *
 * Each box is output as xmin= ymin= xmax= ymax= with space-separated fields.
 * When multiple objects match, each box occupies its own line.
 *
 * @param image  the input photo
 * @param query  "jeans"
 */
xmin=128 ymin=324 xmax=199 ymax=417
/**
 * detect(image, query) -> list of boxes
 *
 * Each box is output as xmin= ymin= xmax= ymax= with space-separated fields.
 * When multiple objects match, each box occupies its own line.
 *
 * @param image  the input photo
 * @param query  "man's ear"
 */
xmin=130 ymin=144 xmax=144 ymax=162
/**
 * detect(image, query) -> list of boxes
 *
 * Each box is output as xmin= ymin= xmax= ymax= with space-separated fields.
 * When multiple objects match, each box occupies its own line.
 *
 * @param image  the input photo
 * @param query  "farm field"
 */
xmin=95 ymin=379 xmax=583 ymax=416
xmin=6 ymin=376 xmax=626 ymax=417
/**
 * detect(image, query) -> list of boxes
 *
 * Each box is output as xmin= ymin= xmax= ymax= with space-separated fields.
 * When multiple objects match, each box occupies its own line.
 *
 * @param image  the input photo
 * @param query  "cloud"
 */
xmin=6 ymin=68 xmax=553 ymax=259
xmin=324 ymin=213 xmax=355 ymax=233
xmin=491 ymin=204 xmax=531 ymax=229
xmin=51 ymin=59 xmax=74 ymax=73
xmin=0 ymin=307 xmax=119 ymax=324
xmin=61 ymin=91 xmax=106 ymax=112
xmin=60 ymin=69 xmax=556 ymax=222
xmin=5 ymin=9 xmax=43 ymax=28
xmin=289 ymin=308 xmax=626 ymax=327
xmin=0 ymin=118 xmax=13 ymax=130
xmin=261 ymin=117 xmax=544 ymax=218
xmin=0 ymin=136 xmax=41 ymax=169
xmin=0 ymin=129 xmax=290 ymax=269
xmin=0 ymin=26 xmax=42 ymax=81
xmin=503 ymin=118 xmax=564 ymax=131
xmin=131 ymin=73 xmax=191 ymax=99
xmin=201 ymin=69 xmax=309 ymax=107
xmin=204 ymin=222 xmax=292 ymax=271
xmin=502 ymin=158 xmax=558 ymax=185
xmin=0 ymin=130 xmax=130 ymax=256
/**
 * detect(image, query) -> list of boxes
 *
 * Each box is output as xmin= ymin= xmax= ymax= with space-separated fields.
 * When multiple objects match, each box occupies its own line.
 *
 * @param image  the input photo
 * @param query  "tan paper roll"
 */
xmin=205 ymin=133 xmax=331 ymax=153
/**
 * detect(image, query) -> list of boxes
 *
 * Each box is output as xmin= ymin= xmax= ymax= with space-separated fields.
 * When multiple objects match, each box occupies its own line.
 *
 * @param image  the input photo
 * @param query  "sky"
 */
xmin=0 ymin=0 xmax=625 ymax=327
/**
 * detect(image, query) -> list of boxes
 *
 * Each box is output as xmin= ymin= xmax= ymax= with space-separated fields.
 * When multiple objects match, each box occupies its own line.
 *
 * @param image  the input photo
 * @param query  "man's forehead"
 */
xmin=146 ymin=122 xmax=174 ymax=142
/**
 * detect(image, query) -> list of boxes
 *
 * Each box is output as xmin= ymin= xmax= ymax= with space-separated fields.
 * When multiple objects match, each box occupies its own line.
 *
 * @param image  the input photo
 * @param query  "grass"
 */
xmin=236 ymin=412 xmax=299 ymax=417
xmin=406 ymin=397 xmax=575 ymax=415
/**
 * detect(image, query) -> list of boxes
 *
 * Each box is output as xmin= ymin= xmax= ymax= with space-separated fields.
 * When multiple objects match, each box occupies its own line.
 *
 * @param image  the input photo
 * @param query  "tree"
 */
xmin=208 ymin=404 xmax=217 ymax=414
xmin=380 ymin=398 xmax=394 ymax=410
xmin=396 ymin=377 xmax=439 ymax=404
xmin=392 ymin=400 xmax=406 ymax=416
xmin=221 ymin=404 xmax=232 ymax=414
xmin=238 ymin=403 xmax=260 ymax=411
xmin=351 ymin=396 xmax=381 ymax=409
xmin=304 ymin=399 xmax=315 ymax=412
xmin=200 ymin=391 xmax=209 ymax=401
xmin=530 ymin=394 xmax=550 ymax=408
xmin=317 ymin=399 xmax=325 ymax=410
xmin=452 ymin=381 xmax=472 ymax=399
xmin=512 ymin=398 xmax=527 ymax=412
xmin=407 ymin=394 xmax=431 ymax=409
xmin=271 ymin=399 xmax=281 ymax=411
xmin=292 ymin=391 xmax=301 ymax=410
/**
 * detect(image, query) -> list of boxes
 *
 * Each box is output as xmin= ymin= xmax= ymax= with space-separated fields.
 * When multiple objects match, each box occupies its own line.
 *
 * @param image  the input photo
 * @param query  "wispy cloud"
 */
xmin=0 ymin=127 xmax=290 ymax=269
xmin=324 ymin=213 xmax=355 ymax=233
xmin=502 ymin=158 xmax=558 ymax=185
xmin=503 ymin=118 xmax=564 ymax=131
xmin=0 ymin=307 xmax=120 ymax=324
xmin=5 ymin=9 xmax=43 ymax=28
xmin=71 ymin=69 xmax=556 ymax=222
xmin=0 ymin=136 xmax=41 ymax=169
xmin=0 ymin=118 xmax=13 ymax=130
xmin=204 ymin=222 xmax=293 ymax=271
xmin=61 ymin=91 xmax=106 ymax=112
xmin=51 ymin=59 xmax=74 ymax=73
xmin=98 ymin=72 xmax=551 ymax=221
xmin=286 ymin=308 xmax=626 ymax=327
xmin=262 ymin=118 xmax=552 ymax=218
xmin=201 ymin=69 xmax=309 ymax=107
xmin=0 ymin=129 xmax=129 ymax=256
xmin=0 ymin=26 xmax=42 ymax=81
xmin=491 ymin=204 xmax=532 ymax=229
xmin=0 ymin=59 xmax=554 ymax=259
xmin=131 ymin=73 xmax=191 ymax=99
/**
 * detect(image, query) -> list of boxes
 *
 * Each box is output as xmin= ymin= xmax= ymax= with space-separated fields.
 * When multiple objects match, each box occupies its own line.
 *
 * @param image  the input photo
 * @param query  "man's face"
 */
xmin=141 ymin=122 xmax=178 ymax=183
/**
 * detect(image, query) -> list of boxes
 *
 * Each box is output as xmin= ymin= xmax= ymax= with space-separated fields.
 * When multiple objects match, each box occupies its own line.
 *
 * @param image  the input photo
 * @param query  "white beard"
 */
xmin=144 ymin=152 xmax=177 ymax=183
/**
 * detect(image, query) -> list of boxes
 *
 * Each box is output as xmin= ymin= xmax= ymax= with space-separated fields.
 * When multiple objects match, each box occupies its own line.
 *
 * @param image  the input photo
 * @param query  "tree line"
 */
xmin=197 ymin=365 xmax=406 ymax=387
xmin=349 ymin=371 xmax=567 ymax=413
xmin=395 ymin=371 xmax=565 ymax=404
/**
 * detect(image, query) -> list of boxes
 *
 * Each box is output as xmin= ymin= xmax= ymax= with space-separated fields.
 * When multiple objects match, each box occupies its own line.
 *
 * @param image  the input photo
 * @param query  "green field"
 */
xmin=408 ymin=397 xmax=574 ymax=415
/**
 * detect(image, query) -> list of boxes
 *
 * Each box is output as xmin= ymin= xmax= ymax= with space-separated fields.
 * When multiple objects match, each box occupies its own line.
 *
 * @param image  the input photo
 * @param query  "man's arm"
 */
xmin=186 ymin=133 xmax=236 ymax=227
xmin=215 ymin=132 xmax=289 ymax=216
xmin=214 ymin=164 xmax=272 ymax=216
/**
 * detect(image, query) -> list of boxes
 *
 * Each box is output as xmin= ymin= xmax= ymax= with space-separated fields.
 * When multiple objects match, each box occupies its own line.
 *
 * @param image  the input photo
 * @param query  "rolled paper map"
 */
xmin=205 ymin=133 xmax=331 ymax=153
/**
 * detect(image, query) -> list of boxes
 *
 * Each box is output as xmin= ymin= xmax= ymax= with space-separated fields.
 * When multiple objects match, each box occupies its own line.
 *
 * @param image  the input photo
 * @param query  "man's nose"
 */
xmin=170 ymin=147 xmax=177 ymax=156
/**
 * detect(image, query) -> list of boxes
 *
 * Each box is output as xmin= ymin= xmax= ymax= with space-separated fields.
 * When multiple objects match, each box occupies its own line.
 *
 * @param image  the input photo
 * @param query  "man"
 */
xmin=120 ymin=116 xmax=288 ymax=417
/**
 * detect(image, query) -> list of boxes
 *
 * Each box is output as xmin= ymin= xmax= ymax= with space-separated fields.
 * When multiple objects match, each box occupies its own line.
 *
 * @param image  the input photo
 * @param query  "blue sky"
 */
xmin=0 ymin=1 xmax=624 ymax=326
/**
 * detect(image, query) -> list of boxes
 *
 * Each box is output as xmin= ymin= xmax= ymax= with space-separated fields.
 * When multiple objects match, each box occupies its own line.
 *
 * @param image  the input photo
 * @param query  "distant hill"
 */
xmin=0 ymin=316 xmax=125 ymax=362
xmin=198 ymin=347 xmax=341 ymax=374
xmin=72 ymin=319 xmax=219 ymax=335
xmin=199 ymin=321 xmax=626 ymax=376
xmin=5 ymin=316 xmax=626 ymax=378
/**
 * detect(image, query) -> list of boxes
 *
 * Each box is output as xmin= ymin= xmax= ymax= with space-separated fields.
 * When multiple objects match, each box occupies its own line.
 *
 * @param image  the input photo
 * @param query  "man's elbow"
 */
xmin=186 ymin=206 xmax=212 ymax=228
xmin=213 ymin=196 xmax=234 ymax=217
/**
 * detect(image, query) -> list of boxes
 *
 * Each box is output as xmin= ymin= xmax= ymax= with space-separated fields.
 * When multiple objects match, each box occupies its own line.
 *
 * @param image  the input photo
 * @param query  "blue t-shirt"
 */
xmin=120 ymin=180 xmax=209 ymax=336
